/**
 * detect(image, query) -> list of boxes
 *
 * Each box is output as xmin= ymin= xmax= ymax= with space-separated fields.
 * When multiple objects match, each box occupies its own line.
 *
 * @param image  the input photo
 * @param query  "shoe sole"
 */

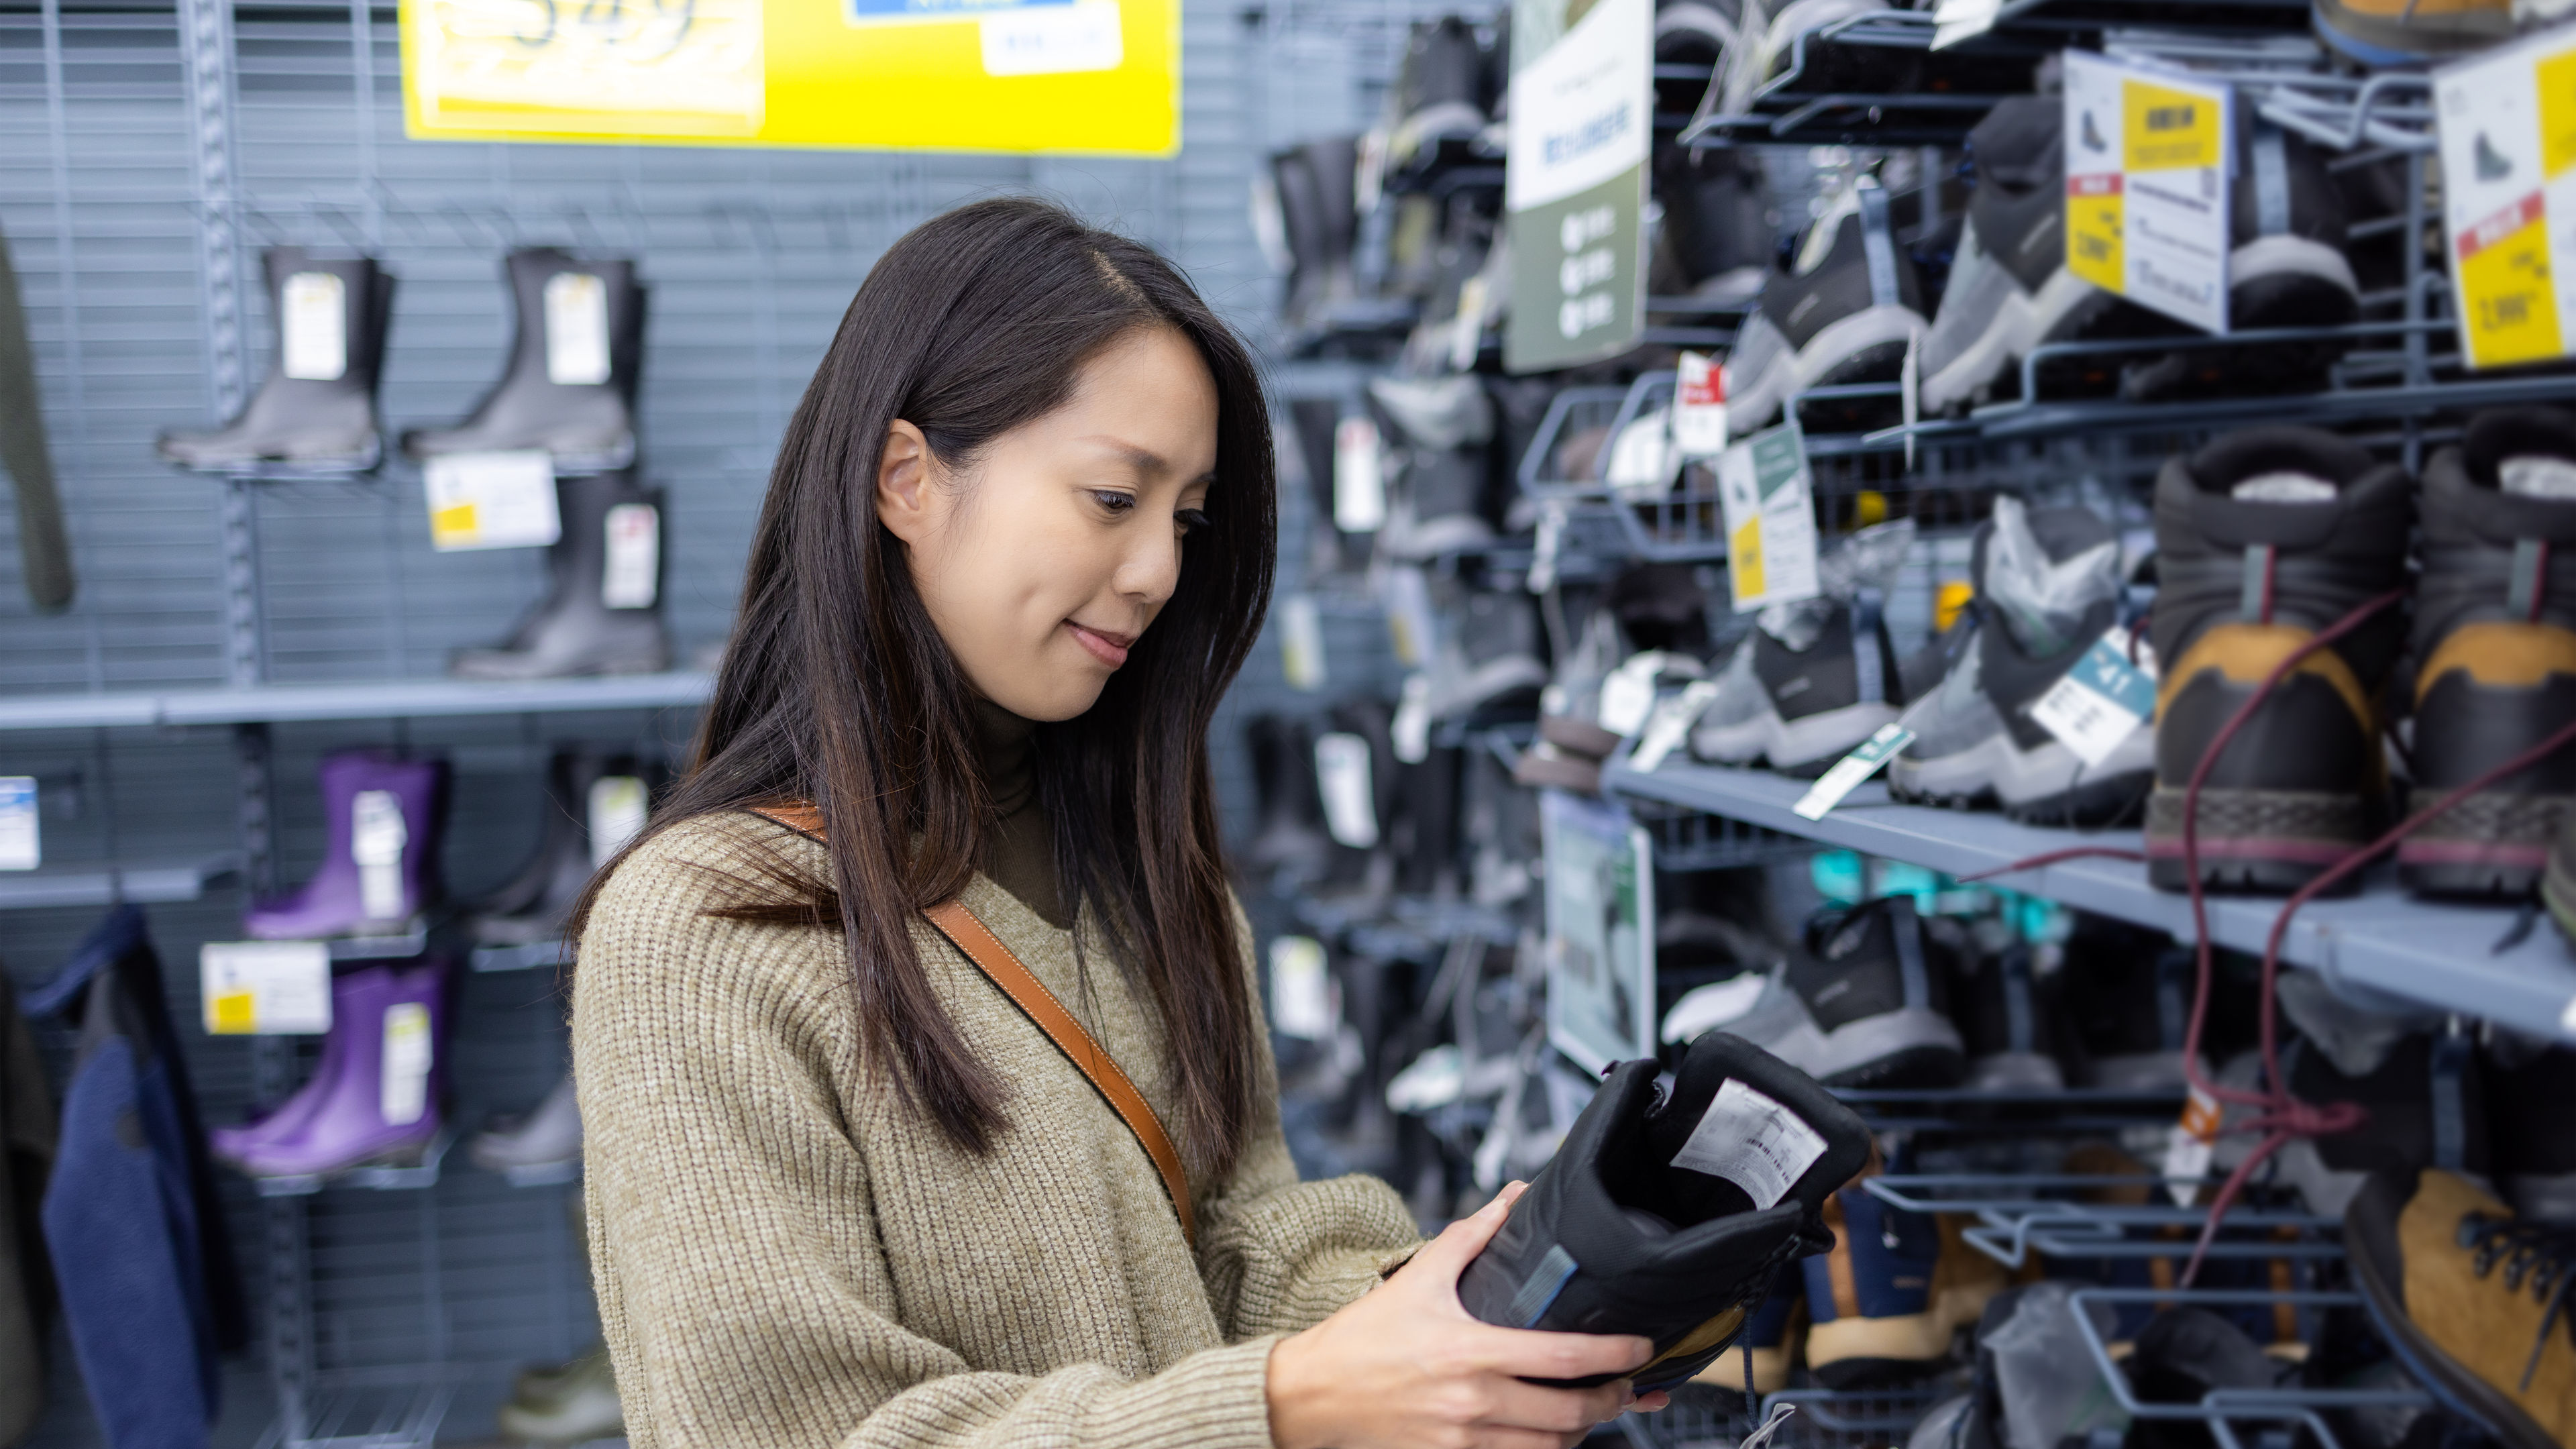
xmin=2396 ymin=788 xmax=2567 ymax=897
xmin=1803 ymin=1308 xmax=1953 ymax=1388
xmin=1727 ymin=305 xmax=1925 ymax=435
xmin=1921 ymin=268 xmax=2102 ymax=415
xmin=1694 ymin=698 xmax=1900 ymax=777
xmin=1889 ymin=727 xmax=2153 ymax=826
xmin=2348 ymin=1226 xmax=2561 ymax=1449
xmin=2143 ymin=786 xmax=2368 ymax=893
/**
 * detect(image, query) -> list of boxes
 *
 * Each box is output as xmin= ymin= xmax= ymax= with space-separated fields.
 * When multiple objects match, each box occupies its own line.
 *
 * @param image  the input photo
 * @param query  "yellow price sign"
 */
xmin=2065 ymin=172 xmax=2124 ymax=294
xmin=2436 ymin=28 xmax=2576 ymax=368
xmin=2123 ymin=79 xmax=2218 ymax=172
xmin=2457 ymin=194 xmax=2561 ymax=367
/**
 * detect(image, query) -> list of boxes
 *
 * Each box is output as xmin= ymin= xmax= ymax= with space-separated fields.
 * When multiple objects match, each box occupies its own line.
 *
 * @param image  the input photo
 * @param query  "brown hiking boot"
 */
xmin=2344 ymin=1168 xmax=2575 ymax=1449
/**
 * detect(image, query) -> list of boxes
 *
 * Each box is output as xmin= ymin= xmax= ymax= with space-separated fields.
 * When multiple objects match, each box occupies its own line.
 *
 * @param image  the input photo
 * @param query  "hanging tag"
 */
xmin=280 ymin=271 xmax=349 ymax=382
xmin=2433 ymin=30 xmax=2576 ymax=369
xmin=1605 ymin=410 xmax=1682 ymax=500
xmin=1383 ymin=566 xmax=1437 ymax=667
xmin=1450 ymin=276 xmax=1489 ymax=372
xmin=1527 ymin=500 xmax=1568 ymax=595
xmin=1900 ymin=332 xmax=1921 ymax=471
xmin=2161 ymin=1083 xmax=2222 ymax=1204
xmin=201 ymin=941 xmax=332 ymax=1035
xmin=1674 ymin=352 xmax=1729 ymax=458
xmin=2027 ymin=623 xmax=2159 ymax=767
xmin=543 ymin=271 xmax=613 ymax=386
xmin=1334 ymin=416 xmax=1386 ymax=533
xmin=2062 ymin=52 xmax=2232 ymax=333
xmin=1314 ymin=733 xmax=1380 ymax=848
xmin=380 ymin=1001 xmax=433 ymax=1126
xmin=1715 ymin=424 xmax=1821 ymax=610
xmin=1630 ymin=679 xmax=1720 ymax=772
xmin=1269 ymin=934 xmax=1336 ymax=1040
xmin=425 ymin=451 xmax=560 ymax=551
xmin=588 ymin=774 xmax=650 ymax=867
xmin=600 ymin=501 xmax=660 ymax=609
xmin=1792 ymin=722 xmax=1914 ymax=820
xmin=1393 ymin=673 xmax=1434 ymax=764
xmin=1598 ymin=651 xmax=1670 ymax=739
xmin=352 ymin=788 xmax=411 ymax=923
xmin=1280 ymin=594 xmax=1328 ymax=691
xmin=0 ymin=777 xmax=38 ymax=871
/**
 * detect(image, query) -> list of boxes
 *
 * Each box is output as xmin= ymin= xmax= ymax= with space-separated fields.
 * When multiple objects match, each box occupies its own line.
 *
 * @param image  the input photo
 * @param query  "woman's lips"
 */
xmin=1067 ymin=622 xmax=1134 ymax=668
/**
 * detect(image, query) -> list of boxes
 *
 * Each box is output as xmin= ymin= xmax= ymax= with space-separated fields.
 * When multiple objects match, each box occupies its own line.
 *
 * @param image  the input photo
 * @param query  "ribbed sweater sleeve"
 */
xmin=574 ymin=831 xmax=1283 ymax=1449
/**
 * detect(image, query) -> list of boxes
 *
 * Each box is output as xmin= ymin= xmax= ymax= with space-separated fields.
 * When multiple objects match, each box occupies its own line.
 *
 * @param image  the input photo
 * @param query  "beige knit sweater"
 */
xmin=573 ymin=811 xmax=1422 ymax=1449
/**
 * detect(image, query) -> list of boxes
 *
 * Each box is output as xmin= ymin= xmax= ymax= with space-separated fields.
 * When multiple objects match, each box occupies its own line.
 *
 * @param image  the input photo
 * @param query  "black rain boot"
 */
xmin=158 ymin=247 xmax=392 ymax=476
xmin=402 ymin=248 xmax=644 ymax=472
xmin=451 ymin=470 xmax=672 ymax=680
xmin=471 ymin=747 xmax=656 ymax=945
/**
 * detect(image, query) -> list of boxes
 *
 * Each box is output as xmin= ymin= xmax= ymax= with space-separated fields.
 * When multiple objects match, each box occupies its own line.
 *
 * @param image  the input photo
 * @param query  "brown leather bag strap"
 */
xmin=749 ymin=804 xmax=1196 ymax=1246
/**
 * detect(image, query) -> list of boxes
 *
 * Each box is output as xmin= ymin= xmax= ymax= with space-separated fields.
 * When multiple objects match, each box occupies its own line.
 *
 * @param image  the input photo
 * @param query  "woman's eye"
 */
xmin=1175 ymin=508 xmax=1211 ymax=534
xmin=1090 ymin=490 xmax=1138 ymax=514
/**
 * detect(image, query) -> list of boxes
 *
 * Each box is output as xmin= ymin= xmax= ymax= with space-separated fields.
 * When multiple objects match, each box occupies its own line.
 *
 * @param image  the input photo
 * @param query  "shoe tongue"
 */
xmin=2229 ymin=470 xmax=2339 ymax=503
xmin=2501 ymin=454 xmax=2576 ymax=499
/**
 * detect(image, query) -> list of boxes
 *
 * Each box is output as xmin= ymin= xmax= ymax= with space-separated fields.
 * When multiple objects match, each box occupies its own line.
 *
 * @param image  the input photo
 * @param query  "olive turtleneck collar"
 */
xmin=971 ymin=698 xmax=1069 ymax=928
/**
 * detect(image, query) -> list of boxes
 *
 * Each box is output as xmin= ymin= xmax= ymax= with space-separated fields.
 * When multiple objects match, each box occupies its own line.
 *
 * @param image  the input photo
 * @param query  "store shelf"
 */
xmin=1603 ymin=758 xmax=2576 ymax=1042
xmin=0 ymin=671 xmax=715 ymax=732
xmin=0 ymin=854 xmax=238 ymax=909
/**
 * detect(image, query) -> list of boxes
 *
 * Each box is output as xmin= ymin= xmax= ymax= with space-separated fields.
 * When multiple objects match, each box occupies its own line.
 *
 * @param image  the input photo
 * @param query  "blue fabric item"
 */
xmin=30 ymin=906 xmax=245 ymax=1449
xmin=1804 ymin=1183 xmax=1939 ymax=1324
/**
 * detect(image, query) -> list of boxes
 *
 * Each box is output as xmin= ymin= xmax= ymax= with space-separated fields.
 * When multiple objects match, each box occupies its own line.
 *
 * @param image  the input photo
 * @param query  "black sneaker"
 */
xmin=2144 ymin=427 xmax=2416 ymax=894
xmin=2127 ymin=1308 xmax=2291 ymax=1449
xmin=1387 ymin=17 xmax=1490 ymax=178
xmin=1243 ymin=714 xmax=1331 ymax=885
xmin=1654 ymin=0 xmax=1741 ymax=121
xmin=2282 ymin=1029 xmax=2488 ymax=1220
xmin=2400 ymin=407 xmax=2576 ymax=896
xmin=1654 ymin=144 xmax=1777 ymax=308
xmin=1702 ymin=896 xmax=1970 ymax=1088
xmin=2485 ymin=1044 xmax=2576 ymax=1224
xmin=1726 ymin=178 xmax=1929 ymax=437
xmin=1949 ymin=938 xmax=2068 ymax=1091
xmin=2058 ymin=915 xmax=2198 ymax=1091
xmin=1690 ymin=599 xmax=1904 ymax=776
xmin=1372 ymin=376 xmax=1498 ymax=559
xmin=1888 ymin=496 xmax=2154 ymax=825
xmin=158 ymin=247 xmax=394 ymax=476
xmin=1456 ymin=1032 xmax=1872 ymax=1392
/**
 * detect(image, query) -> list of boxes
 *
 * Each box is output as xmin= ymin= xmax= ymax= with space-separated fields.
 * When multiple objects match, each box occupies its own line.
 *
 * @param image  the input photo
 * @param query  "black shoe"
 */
xmin=2283 ymin=1030 xmax=2488 ymax=1220
xmin=1653 ymin=145 xmax=1777 ymax=308
xmin=2126 ymin=1308 xmax=2290 ymax=1449
xmin=1456 ymin=1032 xmax=1871 ymax=1392
xmin=1387 ymin=18 xmax=1490 ymax=178
xmin=470 ymin=747 xmax=655 ymax=946
xmin=2400 ymin=407 xmax=2576 ymax=896
xmin=2058 ymin=915 xmax=2197 ymax=1091
xmin=1703 ymin=896 xmax=1970 ymax=1088
xmin=1726 ymin=178 xmax=1927 ymax=436
xmin=1919 ymin=99 xmax=2182 ymax=415
xmin=1273 ymin=139 xmax=1362 ymax=333
xmin=1372 ymin=376 xmax=1497 ymax=559
xmin=402 ymin=248 xmax=644 ymax=472
xmin=2483 ymin=1044 xmax=2576 ymax=1224
xmin=158 ymin=248 xmax=392 ymax=476
xmin=2144 ymin=427 xmax=2415 ymax=894
xmin=1653 ymin=0 xmax=1740 ymax=120
xmin=1949 ymin=940 xmax=2068 ymax=1091
xmin=1692 ymin=598 xmax=1905 ymax=776
xmin=451 ymin=470 xmax=672 ymax=680
xmin=1244 ymin=714 xmax=1332 ymax=885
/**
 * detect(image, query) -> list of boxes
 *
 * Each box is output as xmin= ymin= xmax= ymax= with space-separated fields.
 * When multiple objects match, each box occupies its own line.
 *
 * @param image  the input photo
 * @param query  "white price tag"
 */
xmin=425 ymin=451 xmax=560 ymax=551
xmin=1671 ymin=1078 xmax=1829 ymax=1208
xmin=1598 ymin=651 xmax=1670 ymax=738
xmin=1269 ymin=934 xmax=1335 ymax=1040
xmin=2161 ymin=1083 xmax=2222 ymax=1204
xmin=979 ymin=0 xmax=1122 ymax=74
xmin=1604 ymin=409 xmax=1681 ymax=500
xmin=1333 ymin=417 xmax=1386 ymax=533
xmin=2027 ymin=623 xmax=2159 ymax=767
xmin=201 ymin=941 xmax=332 ymax=1035
xmin=1792 ymin=723 xmax=1914 ymax=820
xmin=2432 ymin=30 xmax=2576 ymax=369
xmin=280 ymin=271 xmax=348 ymax=382
xmin=1392 ymin=673 xmax=1434 ymax=765
xmin=543 ymin=272 xmax=612 ymax=386
xmin=2063 ymin=52 xmax=2231 ymax=333
xmin=0 ymin=777 xmax=37 ymax=871
xmin=1629 ymin=678 xmax=1720 ymax=772
xmin=352 ymin=788 xmax=410 ymax=924
xmin=1314 ymin=733 xmax=1379 ymax=849
xmin=381 ymin=1001 xmax=433 ymax=1126
xmin=1674 ymin=352 xmax=1729 ymax=458
xmin=1279 ymin=593 xmax=1328 ymax=691
xmin=1527 ymin=500 xmax=1567 ymax=596
xmin=1715 ymin=424 xmax=1821 ymax=610
xmin=1930 ymin=0 xmax=2000 ymax=48
xmin=601 ymin=501 xmax=660 ymax=609
xmin=589 ymin=774 xmax=649 ymax=867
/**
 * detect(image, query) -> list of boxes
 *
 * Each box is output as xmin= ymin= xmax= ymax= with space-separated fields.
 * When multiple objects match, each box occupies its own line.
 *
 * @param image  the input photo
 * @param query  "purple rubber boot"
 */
xmin=227 ymin=958 xmax=447 ymax=1179
xmin=207 ymin=967 xmax=364 ymax=1167
xmin=246 ymin=751 xmax=448 ymax=940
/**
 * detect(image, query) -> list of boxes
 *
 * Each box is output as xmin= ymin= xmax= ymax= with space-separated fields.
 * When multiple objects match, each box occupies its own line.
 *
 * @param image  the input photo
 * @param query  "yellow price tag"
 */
xmin=2123 ymin=79 xmax=2218 ymax=171
xmin=430 ymin=501 xmax=480 ymax=548
xmin=2457 ymin=194 xmax=2562 ymax=367
xmin=209 ymin=988 xmax=258 ymax=1035
xmin=1729 ymin=515 xmax=1767 ymax=601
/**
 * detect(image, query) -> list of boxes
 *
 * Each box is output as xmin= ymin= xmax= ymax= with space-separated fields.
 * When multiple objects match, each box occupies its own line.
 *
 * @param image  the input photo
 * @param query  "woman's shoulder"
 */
xmin=578 ymin=810 xmax=845 ymax=1003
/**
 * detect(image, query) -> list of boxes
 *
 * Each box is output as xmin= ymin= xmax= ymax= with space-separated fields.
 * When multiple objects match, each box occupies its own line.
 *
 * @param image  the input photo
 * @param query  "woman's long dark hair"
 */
xmin=572 ymin=197 xmax=1276 ymax=1182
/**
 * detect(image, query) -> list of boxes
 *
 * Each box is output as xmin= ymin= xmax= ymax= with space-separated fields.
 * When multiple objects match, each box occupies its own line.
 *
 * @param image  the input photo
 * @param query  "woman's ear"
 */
xmin=875 ymin=419 xmax=939 ymax=545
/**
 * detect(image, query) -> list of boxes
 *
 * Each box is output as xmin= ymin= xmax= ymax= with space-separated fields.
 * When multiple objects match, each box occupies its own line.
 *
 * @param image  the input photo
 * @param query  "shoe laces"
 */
xmin=2456 ymin=1211 xmax=2576 ymax=1392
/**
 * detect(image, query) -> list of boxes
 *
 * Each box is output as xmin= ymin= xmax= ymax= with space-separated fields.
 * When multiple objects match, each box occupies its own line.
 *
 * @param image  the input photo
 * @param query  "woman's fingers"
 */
xmin=1473 ymin=1376 xmax=1633 ymax=1434
xmin=1629 ymin=1391 xmax=1672 ymax=1415
xmin=1395 ymin=1183 xmax=1529 ymax=1285
xmin=1464 ymin=1324 xmax=1654 ymax=1384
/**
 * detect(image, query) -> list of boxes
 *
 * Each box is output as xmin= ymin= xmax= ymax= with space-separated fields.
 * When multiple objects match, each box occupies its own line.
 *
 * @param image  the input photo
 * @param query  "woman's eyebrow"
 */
xmin=1077 ymin=436 xmax=1171 ymax=477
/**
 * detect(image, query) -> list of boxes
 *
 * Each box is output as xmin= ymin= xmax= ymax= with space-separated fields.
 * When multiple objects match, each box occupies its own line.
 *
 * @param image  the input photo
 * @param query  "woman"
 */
xmin=572 ymin=198 xmax=1663 ymax=1449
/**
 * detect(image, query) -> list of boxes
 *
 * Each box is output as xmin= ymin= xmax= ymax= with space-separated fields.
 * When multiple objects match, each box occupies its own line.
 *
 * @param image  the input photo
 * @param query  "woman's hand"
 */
xmin=1267 ymin=1183 xmax=1672 ymax=1449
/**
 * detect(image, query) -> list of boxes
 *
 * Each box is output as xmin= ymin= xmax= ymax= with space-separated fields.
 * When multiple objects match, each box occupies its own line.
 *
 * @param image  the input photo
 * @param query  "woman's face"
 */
xmin=875 ymin=325 xmax=1220 ymax=722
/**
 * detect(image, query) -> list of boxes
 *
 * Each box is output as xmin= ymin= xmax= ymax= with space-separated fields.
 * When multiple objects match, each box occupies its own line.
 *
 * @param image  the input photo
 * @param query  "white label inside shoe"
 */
xmin=1670 ymin=1077 xmax=1829 ymax=1210
xmin=200 ymin=941 xmax=331 ymax=1036
xmin=544 ymin=272 xmax=612 ymax=386
xmin=1334 ymin=417 xmax=1385 ymax=533
xmin=381 ymin=1001 xmax=432 ymax=1126
xmin=2503 ymin=455 xmax=2576 ymax=498
xmin=280 ymin=272 xmax=348 ymax=382
xmin=2229 ymin=472 xmax=2337 ymax=503
xmin=2028 ymin=623 xmax=2159 ymax=767
xmin=1792 ymin=722 xmax=1914 ymax=820
xmin=425 ymin=451 xmax=560 ymax=551
xmin=0 ymin=777 xmax=38 ymax=871
xmin=352 ymin=788 xmax=409 ymax=924
xmin=1314 ymin=733 xmax=1379 ymax=849
xmin=1279 ymin=593 xmax=1327 ymax=692
xmin=588 ymin=775 xmax=649 ymax=867
xmin=1629 ymin=678 xmax=1720 ymax=772
xmin=1269 ymin=934 xmax=1335 ymax=1040
xmin=1598 ymin=651 xmax=1668 ymax=738
xmin=1674 ymin=352 xmax=1729 ymax=458
xmin=601 ymin=502 xmax=660 ymax=609
xmin=979 ymin=1 xmax=1122 ymax=76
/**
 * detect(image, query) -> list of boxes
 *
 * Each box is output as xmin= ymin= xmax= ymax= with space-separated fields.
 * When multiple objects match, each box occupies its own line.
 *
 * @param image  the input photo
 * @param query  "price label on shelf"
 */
xmin=201 ymin=941 xmax=332 ymax=1036
xmin=424 ymin=451 xmax=560 ymax=552
xmin=1714 ymin=422 xmax=1821 ymax=611
xmin=2434 ymin=30 xmax=2576 ymax=368
xmin=2062 ymin=51 xmax=2231 ymax=334
xmin=1674 ymin=351 xmax=1729 ymax=458
xmin=1793 ymin=723 xmax=1915 ymax=820
xmin=2027 ymin=623 xmax=2159 ymax=766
